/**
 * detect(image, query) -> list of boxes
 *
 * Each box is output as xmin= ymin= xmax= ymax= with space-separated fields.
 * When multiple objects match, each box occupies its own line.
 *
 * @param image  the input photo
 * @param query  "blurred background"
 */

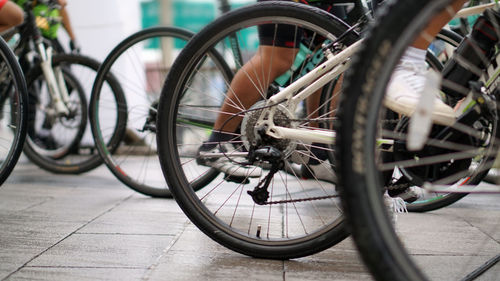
xmin=62 ymin=0 xmax=256 ymax=146
xmin=64 ymin=0 xmax=255 ymax=61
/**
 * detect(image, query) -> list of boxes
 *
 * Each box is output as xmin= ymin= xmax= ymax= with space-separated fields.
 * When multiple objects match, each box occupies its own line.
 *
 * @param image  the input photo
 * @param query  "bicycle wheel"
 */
xmin=157 ymin=2 xmax=359 ymax=259
xmin=90 ymin=27 xmax=194 ymax=198
xmin=23 ymin=54 xmax=124 ymax=174
xmin=337 ymin=0 xmax=500 ymax=280
xmin=0 ymin=37 xmax=28 ymax=185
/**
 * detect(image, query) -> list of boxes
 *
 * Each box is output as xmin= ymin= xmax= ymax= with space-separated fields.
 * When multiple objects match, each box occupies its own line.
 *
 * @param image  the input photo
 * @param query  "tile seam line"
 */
xmin=18 ymin=197 xmax=55 ymax=212
xmin=461 ymin=215 xmax=500 ymax=245
xmin=282 ymin=260 xmax=286 ymax=281
xmin=74 ymin=232 xmax=177 ymax=236
xmin=2 ymin=193 xmax=135 ymax=280
xmin=453 ymin=214 xmax=500 ymax=279
xmin=24 ymin=265 xmax=145 ymax=269
xmin=141 ymin=220 xmax=192 ymax=281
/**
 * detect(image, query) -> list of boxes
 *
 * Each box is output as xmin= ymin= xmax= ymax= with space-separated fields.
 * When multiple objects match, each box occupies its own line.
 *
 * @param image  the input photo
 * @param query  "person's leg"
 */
xmin=213 ymin=45 xmax=298 ymax=134
xmin=385 ymin=0 xmax=468 ymax=126
xmin=197 ymin=19 xmax=301 ymax=178
xmin=58 ymin=0 xmax=80 ymax=52
xmin=0 ymin=1 xmax=24 ymax=33
xmin=412 ymin=0 xmax=468 ymax=49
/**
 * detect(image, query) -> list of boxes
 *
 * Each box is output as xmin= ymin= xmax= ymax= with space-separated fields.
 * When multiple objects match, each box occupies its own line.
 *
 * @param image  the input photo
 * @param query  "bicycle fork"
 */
xmin=36 ymin=42 xmax=71 ymax=116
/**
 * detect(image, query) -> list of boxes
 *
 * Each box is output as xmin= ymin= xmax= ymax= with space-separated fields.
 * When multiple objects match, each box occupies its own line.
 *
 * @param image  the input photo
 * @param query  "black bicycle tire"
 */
xmin=90 ymin=26 xmax=225 ymax=198
xmin=0 ymin=37 xmax=28 ymax=185
xmin=336 ymin=0 xmax=481 ymax=280
xmin=23 ymin=54 xmax=125 ymax=174
xmin=158 ymin=1 xmax=357 ymax=259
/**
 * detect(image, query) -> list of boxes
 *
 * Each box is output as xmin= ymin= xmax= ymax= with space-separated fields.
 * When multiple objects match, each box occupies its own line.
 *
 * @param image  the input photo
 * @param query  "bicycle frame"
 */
xmin=454 ymin=2 xmax=497 ymax=18
xmin=254 ymin=2 xmax=497 ymax=147
xmin=258 ymin=40 xmax=362 ymax=145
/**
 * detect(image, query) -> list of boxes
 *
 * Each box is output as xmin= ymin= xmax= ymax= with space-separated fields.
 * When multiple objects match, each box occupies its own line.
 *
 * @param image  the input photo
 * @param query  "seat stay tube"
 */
xmin=257 ymin=40 xmax=363 ymax=145
xmin=265 ymin=62 xmax=350 ymax=145
xmin=290 ymin=60 xmax=350 ymax=109
xmin=267 ymin=40 xmax=362 ymax=108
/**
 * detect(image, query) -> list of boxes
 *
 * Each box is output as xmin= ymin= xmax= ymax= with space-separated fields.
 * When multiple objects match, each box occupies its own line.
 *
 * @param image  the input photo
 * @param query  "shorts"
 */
xmin=0 ymin=0 xmax=8 ymax=10
xmin=257 ymin=0 xmax=347 ymax=48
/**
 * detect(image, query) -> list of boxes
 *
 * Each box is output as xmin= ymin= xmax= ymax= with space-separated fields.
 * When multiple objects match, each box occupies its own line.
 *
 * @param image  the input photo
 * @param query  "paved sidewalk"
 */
xmin=0 ymin=158 xmax=498 ymax=281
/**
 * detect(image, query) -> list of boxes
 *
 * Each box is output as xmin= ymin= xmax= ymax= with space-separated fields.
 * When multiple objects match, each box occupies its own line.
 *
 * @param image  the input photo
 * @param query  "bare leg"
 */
xmin=412 ymin=0 xmax=467 ymax=49
xmin=0 ymin=2 xmax=23 ymax=33
xmin=213 ymin=45 xmax=298 ymax=133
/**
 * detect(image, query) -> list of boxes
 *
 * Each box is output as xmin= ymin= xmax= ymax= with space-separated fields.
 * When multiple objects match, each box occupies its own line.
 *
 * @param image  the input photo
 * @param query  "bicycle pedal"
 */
xmin=224 ymin=174 xmax=250 ymax=184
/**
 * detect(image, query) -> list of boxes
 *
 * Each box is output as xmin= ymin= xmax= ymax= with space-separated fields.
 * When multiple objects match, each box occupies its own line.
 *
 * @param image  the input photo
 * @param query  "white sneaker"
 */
xmin=301 ymin=161 xmax=337 ymax=184
xmin=197 ymin=147 xmax=262 ymax=178
xmin=385 ymin=61 xmax=455 ymax=126
xmin=283 ymin=161 xmax=337 ymax=184
xmin=388 ymin=185 xmax=423 ymax=203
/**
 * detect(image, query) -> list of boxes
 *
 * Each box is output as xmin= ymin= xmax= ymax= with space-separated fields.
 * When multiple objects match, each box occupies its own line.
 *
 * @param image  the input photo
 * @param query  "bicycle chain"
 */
xmin=260 ymin=182 xmax=411 ymax=205
xmin=260 ymin=182 xmax=410 ymax=205
xmin=249 ymin=111 xmax=401 ymax=204
xmin=262 ymin=194 xmax=339 ymax=205
xmin=248 ymin=159 xmax=339 ymax=205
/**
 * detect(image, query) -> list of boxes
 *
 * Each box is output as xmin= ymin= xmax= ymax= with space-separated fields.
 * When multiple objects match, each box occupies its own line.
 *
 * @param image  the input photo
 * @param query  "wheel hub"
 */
xmin=241 ymin=101 xmax=297 ymax=157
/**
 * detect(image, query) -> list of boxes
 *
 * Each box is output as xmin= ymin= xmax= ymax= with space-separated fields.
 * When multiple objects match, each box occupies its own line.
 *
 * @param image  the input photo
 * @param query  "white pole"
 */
xmin=159 ymin=0 xmax=173 ymax=67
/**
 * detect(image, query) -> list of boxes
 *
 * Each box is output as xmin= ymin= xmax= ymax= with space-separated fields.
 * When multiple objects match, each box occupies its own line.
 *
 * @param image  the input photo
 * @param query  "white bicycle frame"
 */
xmin=254 ymin=40 xmax=362 ymax=146
xmin=252 ymin=2 xmax=497 ymax=147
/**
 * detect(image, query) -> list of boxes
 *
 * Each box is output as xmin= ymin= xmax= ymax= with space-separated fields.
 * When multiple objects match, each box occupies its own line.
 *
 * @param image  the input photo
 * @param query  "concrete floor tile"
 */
xmin=113 ymin=196 xmax=184 ymax=214
xmin=6 ymin=166 xmax=119 ymax=190
xmin=8 ymin=267 xmax=147 ymax=281
xmin=412 ymin=254 xmax=500 ymax=281
xmin=77 ymin=197 xmax=188 ymax=235
xmin=147 ymin=251 xmax=284 ymax=281
xmin=0 ymin=161 xmax=498 ymax=280
xmin=285 ymin=258 xmax=373 ymax=281
xmin=27 ymin=233 xmax=174 ymax=268
xmin=395 ymin=212 xmax=500 ymax=257
xmin=77 ymin=208 xmax=189 ymax=235
xmin=167 ymin=228 xmax=238 ymax=255
xmin=284 ymin=239 xmax=372 ymax=281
